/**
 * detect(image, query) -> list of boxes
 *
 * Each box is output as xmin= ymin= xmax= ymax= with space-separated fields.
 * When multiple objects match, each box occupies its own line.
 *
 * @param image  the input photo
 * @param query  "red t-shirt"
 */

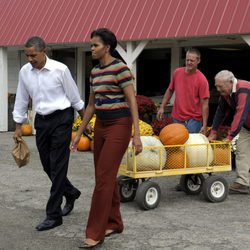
xmin=169 ymin=67 xmax=210 ymax=121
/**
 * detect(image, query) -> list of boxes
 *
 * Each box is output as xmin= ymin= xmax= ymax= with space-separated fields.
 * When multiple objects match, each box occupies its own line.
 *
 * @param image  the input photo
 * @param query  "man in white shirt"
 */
xmin=13 ymin=36 xmax=84 ymax=231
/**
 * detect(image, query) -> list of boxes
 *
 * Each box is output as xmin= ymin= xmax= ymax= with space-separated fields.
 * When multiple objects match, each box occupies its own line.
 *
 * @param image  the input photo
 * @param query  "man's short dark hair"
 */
xmin=25 ymin=36 xmax=46 ymax=51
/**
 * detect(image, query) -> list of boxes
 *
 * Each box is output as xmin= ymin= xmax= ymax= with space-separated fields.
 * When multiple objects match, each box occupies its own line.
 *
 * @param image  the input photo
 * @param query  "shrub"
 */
xmin=136 ymin=95 xmax=157 ymax=123
xmin=72 ymin=115 xmax=82 ymax=131
xmin=150 ymin=117 xmax=173 ymax=135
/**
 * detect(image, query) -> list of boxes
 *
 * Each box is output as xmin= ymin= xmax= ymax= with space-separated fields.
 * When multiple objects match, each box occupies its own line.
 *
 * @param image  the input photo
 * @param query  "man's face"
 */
xmin=24 ymin=46 xmax=46 ymax=69
xmin=185 ymin=52 xmax=200 ymax=73
xmin=215 ymin=78 xmax=233 ymax=96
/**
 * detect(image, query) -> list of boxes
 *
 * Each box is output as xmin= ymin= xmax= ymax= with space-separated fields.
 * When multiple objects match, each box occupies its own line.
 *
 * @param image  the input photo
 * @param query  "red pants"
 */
xmin=86 ymin=116 xmax=132 ymax=241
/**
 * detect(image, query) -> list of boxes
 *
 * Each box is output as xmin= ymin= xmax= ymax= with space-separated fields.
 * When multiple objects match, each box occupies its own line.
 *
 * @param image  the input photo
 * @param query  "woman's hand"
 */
xmin=70 ymin=134 xmax=81 ymax=152
xmin=86 ymin=124 xmax=94 ymax=134
xmin=132 ymin=136 xmax=143 ymax=155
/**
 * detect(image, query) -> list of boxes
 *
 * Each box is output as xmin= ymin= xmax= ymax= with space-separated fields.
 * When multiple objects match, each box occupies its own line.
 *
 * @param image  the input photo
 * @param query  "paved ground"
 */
xmin=0 ymin=132 xmax=250 ymax=250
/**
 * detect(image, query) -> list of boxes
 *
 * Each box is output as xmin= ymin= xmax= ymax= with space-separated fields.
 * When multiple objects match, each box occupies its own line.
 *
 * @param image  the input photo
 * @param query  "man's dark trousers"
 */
xmin=35 ymin=107 xmax=80 ymax=219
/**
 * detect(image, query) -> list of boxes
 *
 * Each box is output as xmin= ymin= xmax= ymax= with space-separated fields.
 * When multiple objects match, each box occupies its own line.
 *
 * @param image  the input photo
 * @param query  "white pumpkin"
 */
xmin=185 ymin=133 xmax=214 ymax=167
xmin=125 ymin=136 xmax=166 ymax=171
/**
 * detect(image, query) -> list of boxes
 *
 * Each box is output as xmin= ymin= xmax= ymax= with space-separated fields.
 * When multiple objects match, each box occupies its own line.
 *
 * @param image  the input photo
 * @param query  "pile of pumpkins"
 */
xmin=159 ymin=123 xmax=214 ymax=168
xmin=126 ymin=123 xmax=230 ymax=171
xmin=73 ymin=116 xmax=230 ymax=168
xmin=71 ymin=115 xmax=96 ymax=151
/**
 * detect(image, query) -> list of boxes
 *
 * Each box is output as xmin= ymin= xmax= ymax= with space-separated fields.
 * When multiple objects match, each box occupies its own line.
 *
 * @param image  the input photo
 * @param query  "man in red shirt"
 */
xmin=157 ymin=48 xmax=210 ymax=190
xmin=208 ymin=70 xmax=250 ymax=194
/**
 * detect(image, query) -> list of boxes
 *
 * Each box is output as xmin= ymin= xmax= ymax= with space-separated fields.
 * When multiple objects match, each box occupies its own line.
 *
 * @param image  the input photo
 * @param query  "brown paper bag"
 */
xmin=12 ymin=137 xmax=30 ymax=167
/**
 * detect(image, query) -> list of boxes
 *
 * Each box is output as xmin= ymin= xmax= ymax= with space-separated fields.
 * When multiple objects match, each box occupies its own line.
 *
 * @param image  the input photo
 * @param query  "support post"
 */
xmin=116 ymin=40 xmax=148 ymax=92
xmin=241 ymin=35 xmax=250 ymax=46
xmin=77 ymin=48 xmax=85 ymax=102
xmin=169 ymin=43 xmax=181 ymax=105
xmin=0 ymin=47 xmax=8 ymax=131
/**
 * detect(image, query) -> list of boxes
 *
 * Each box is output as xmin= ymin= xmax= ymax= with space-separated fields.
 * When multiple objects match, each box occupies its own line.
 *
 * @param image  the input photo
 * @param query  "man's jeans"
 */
xmin=173 ymin=118 xmax=202 ymax=133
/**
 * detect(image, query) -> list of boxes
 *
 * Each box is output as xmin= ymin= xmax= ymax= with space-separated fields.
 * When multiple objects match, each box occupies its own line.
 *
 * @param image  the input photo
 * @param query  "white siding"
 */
xmin=7 ymin=50 xmax=20 ymax=94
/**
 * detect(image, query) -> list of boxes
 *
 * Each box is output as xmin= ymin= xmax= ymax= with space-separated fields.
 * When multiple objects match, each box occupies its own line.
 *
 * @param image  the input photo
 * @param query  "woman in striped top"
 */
xmin=71 ymin=28 xmax=142 ymax=248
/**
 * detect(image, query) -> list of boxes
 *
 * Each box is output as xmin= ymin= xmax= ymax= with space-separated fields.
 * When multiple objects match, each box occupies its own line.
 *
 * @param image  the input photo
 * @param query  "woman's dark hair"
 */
xmin=91 ymin=28 xmax=117 ymax=55
xmin=25 ymin=36 xmax=46 ymax=51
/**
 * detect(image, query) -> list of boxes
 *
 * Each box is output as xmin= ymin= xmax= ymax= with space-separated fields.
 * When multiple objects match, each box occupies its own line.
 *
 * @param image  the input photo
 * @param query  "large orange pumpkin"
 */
xmin=77 ymin=136 xmax=90 ymax=151
xmin=165 ymin=149 xmax=189 ymax=169
xmin=214 ymin=146 xmax=230 ymax=165
xmin=159 ymin=124 xmax=189 ymax=145
xmin=21 ymin=124 xmax=32 ymax=136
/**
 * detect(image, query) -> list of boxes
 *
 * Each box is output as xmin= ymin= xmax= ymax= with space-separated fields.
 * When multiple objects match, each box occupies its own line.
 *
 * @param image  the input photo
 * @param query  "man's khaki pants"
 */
xmin=235 ymin=127 xmax=250 ymax=186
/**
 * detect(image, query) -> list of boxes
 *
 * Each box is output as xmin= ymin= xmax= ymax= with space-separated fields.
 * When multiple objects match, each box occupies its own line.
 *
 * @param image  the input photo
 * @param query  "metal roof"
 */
xmin=0 ymin=0 xmax=250 ymax=46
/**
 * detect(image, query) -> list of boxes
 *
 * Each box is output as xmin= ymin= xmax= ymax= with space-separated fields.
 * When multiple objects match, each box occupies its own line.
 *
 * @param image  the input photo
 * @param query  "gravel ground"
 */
xmin=0 ymin=132 xmax=249 ymax=250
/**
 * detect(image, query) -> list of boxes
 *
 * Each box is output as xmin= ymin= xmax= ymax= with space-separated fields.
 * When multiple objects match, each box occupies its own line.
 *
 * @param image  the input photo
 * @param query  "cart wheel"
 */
xmin=180 ymin=174 xmax=205 ymax=195
xmin=117 ymin=176 xmax=138 ymax=202
xmin=136 ymin=181 xmax=161 ymax=210
xmin=202 ymin=175 xmax=228 ymax=202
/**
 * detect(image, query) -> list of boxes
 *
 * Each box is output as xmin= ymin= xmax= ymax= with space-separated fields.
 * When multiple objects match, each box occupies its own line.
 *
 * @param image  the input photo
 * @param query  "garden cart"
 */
xmin=118 ymin=140 xmax=231 ymax=210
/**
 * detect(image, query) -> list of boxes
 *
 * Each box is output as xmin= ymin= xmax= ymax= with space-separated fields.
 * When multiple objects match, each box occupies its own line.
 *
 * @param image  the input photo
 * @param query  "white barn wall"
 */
xmin=7 ymin=50 xmax=19 ymax=94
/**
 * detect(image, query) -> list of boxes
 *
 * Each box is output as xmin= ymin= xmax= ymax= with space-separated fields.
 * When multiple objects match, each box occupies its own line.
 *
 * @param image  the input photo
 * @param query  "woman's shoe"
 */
xmin=79 ymin=239 xmax=104 ymax=249
xmin=105 ymin=229 xmax=123 ymax=237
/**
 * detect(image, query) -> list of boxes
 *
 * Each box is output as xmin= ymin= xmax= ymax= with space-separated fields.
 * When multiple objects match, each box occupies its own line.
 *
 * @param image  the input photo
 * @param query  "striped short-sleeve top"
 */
xmin=90 ymin=59 xmax=134 ymax=120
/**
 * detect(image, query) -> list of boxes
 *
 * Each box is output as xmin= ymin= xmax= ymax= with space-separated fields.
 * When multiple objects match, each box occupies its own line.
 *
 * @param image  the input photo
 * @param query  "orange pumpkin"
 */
xmin=21 ymin=124 xmax=32 ymax=136
xmin=214 ymin=147 xmax=230 ymax=165
xmin=159 ymin=124 xmax=189 ymax=145
xmin=77 ymin=136 xmax=90 ymax=151
xmin=165 ymin=149 xmax=189 ymax=169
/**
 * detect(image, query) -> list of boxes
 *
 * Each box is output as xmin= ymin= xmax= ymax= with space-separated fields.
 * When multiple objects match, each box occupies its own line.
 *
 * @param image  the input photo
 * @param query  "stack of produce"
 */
xmin=132 ymin=119 xmax=154 ymax=137
xmin=126 ymin=136 xmax=166 ymax=171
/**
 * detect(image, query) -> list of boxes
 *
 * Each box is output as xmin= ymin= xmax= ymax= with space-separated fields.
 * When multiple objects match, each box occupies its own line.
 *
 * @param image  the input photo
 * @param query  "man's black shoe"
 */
xmin=62 ymin=191 xmax=81 ymax=216
xmin=36 ymin=218 xmax=62 ymax=231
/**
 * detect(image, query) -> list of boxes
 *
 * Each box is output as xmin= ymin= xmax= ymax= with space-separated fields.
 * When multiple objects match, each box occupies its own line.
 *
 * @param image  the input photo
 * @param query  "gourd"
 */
xmin=159 ymin=123 xmax=189 ymax=145
xmin=88 ymin=115 xmax=96 ymax=138
xmin=126 ymin=136 xmax=166 ymax=171
xmin=165 ymin=149 xmax=189 ymax=169
xmin=131 ymin=120 xmax=154 ymax=137
xmin=213 ymin=146 xmax=230 ymax=165
xmin=185 ymin=133 xmax=214 ymax=167
xmin=21 ymin=124 xmax=32 ymax=136
xmin=77 ymin=136 xmax=91 ymax=151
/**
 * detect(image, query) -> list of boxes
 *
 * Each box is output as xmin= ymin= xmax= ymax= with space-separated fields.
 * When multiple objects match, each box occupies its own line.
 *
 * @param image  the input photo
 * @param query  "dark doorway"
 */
xmin=137 ymin=49 xmax=171 ymax=96
xmin=196 ymin=45 xmax=250 ymax=125
xmin=52 ymin=49 xmax=76 ymax=80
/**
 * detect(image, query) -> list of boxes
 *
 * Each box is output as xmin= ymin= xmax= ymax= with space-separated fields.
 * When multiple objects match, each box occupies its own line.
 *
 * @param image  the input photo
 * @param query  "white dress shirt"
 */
xmin=13 ymin=57 xmax=84 ymax=123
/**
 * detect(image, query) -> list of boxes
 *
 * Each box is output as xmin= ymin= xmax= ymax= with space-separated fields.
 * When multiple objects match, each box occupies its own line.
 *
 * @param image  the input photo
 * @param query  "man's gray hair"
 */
xmin=215 ymin=70 xmax=236 ymax=82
